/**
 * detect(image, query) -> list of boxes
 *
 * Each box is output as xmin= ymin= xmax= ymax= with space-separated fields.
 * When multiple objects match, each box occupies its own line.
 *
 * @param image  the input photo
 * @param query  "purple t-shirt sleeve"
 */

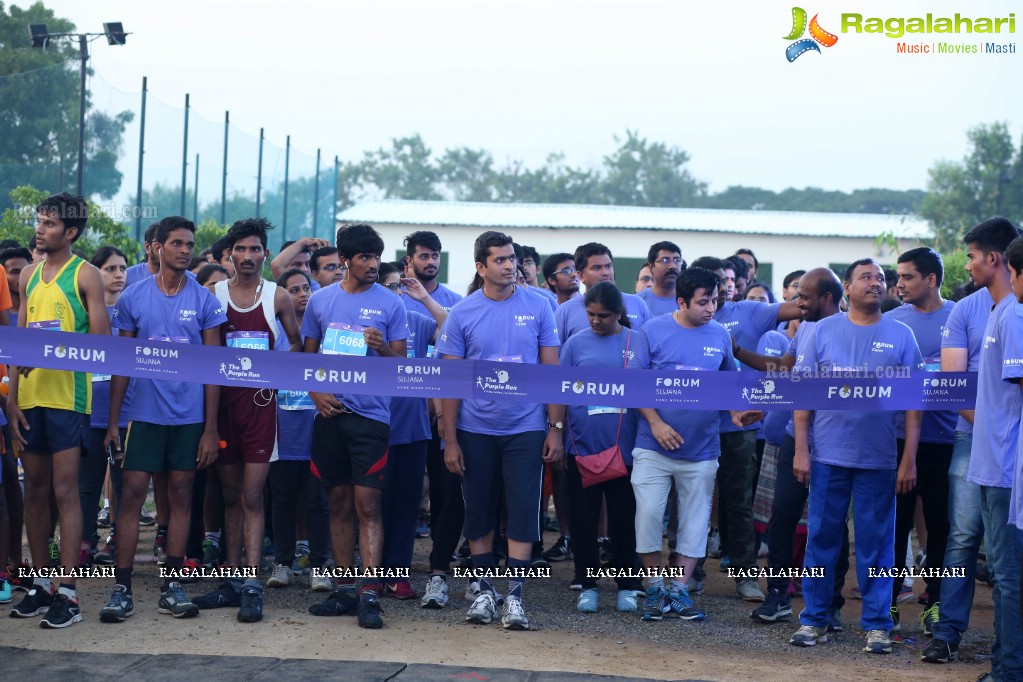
xmin=1000 ymin=307 xmax=1023 ymax=381
xmin=537 ymin=300 xmax=560 ymax=347
xmin=199 ymin=289 xmax=227 ymax=330
xmin=436 ymin=308 xmax=466 ymax=357
xmin=300 ymin=293 xmax=323 ymax=344
xmin=942 ymin=300 xmax=970 ymax=349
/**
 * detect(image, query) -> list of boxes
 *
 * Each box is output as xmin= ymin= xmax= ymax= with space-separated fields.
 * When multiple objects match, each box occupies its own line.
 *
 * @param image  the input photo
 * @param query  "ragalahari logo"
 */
xmin=784 ymin=7 xmax=839 ymax=61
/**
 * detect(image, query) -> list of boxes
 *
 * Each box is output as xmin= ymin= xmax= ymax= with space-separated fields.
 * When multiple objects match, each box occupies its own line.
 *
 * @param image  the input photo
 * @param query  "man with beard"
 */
xmin=638 ymin=241 xmax=685 ymax=317
xmin=402 ymin=231 xmax=462 ymax=315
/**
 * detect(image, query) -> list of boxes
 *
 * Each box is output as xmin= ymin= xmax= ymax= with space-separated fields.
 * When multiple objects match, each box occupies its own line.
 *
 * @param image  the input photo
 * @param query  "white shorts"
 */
xmin=631 ymin=448 xmax=717 ymax=557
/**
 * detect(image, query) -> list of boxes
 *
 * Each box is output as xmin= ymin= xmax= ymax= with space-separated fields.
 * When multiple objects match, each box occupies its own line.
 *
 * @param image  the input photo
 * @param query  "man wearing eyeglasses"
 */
xmin=555 ymin=243 xmax=652 ymax=342
xmin=635 ymin=265 xmax=654 ymax=294
xmin=402 ymin=231 xmax=463 ymax=317
xmin=542 ymin=253 xmax=580 ymax=306
xmin=639 ymin=241 xmax=686 ymax=317
xmin=310 ymin=247 xmax=344 ymax=289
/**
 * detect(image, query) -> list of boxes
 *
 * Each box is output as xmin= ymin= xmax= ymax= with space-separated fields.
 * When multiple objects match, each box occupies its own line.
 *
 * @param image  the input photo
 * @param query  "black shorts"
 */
xmin=457 ymin=429 xmax=545 ymax=543
xmin=21 ymin=408 xmax=87 ymax=455
xmin=310 ymin=411 xmax=389 ymax=489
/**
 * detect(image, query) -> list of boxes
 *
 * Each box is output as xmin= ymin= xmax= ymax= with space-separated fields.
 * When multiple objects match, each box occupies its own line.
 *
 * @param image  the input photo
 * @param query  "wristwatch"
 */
xmin=548 ymin=421 xmax=564 ymax=430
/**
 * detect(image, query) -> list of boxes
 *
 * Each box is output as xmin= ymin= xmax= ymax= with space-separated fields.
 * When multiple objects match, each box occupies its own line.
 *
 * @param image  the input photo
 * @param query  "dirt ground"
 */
xmin=0 ymin=525 xmax=996 ymax=681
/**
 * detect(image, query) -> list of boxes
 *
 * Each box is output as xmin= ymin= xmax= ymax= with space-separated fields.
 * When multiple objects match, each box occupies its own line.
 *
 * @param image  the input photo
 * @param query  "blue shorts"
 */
xmin=457 ymin=429 xmax=545 ymax=543
xmin=20 ymin=407 xmax=87 ymax=456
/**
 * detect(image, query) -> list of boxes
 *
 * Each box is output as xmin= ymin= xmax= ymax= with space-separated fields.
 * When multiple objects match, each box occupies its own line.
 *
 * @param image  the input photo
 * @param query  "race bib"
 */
xmin=148 ymin=335 xmax=191 ymax=344
xmin=675 ymin=364 xmax=703 ymax=371
xmin=92 ymin=373 xmax=112 ymax=383
xmin=278 ymin=389 xmax=315 ymax=410
xmin=588 ymin=406 xmax=626 ymax=416
xmin=227 ymin=331 xmax=270 ymax=350
xmin=427 ymin=344 xmax=436 ymax=359
xmin=486 ymin=354 xmax=523 ymax=363
xmin=322 ymin=323 xmax=367 ymax=356
xmin=924 ymin=354 xmax=940 ymax=372
xmin=29 ymin=319 xmax=61 ymax=331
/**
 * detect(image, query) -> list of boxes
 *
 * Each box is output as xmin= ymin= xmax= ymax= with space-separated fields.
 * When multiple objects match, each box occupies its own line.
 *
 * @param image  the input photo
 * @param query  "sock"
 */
xmin=507 ymin=557 xmax=529 ymax=601
xmin=35 ymin=578 xmax=52 ymax=594
xmin=295 ymin=540 xmax=310 ymax=555
xmin=114 ymin=567 xmax=132 ymax=593
xmin=156 ymin=526 xmax=168 ymax=539
xmin=0 ymin=570 xmax=7 ymax=581
xmin=243 ymin=577 xmax=262 ymax=593
xmin=472 ymin=552 xmax=496 ymax=596
xmin=102 ymin=499 xmax=110 ymax=509
xmin=57 ymin=583 xmax=76 ymax=601
xmin=359 ymin=577 xmax=378 ymax=596
xmin=645 ymin=576 xmax=665 ymax=593
xmin=338 ymin=578 xmax=356 ymax=593
xmin=162 ymin=556 xmax=184 ymax=590
xmin=670 ymin=577 xmax=687 ymax=592
xmin=204 ymin=531 xmax=220 ymax=545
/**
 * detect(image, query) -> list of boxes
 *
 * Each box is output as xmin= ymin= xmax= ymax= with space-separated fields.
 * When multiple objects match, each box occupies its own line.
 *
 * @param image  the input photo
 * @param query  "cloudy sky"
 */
xmin=41 ymin=0 xmax=1022 ymax=195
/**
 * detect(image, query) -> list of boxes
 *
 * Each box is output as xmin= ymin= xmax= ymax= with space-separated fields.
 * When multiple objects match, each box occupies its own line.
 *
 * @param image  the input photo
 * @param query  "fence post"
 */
xmin=256 ymin=127 xmax=264 ymax=219
xmin=193 ymin=153 xmax=199 ymax=224
xmin=313 ymin=148 xmax=321 ymax=237
xmin=220 ymin=111 xmax=229 ymax=225
xmin=134 ymin=76 xmax=147 ymax=243
xmin=180 ymin=93 xmax=189 ymax=215
xmin=282 ymin=135 xmax=291 ymax=243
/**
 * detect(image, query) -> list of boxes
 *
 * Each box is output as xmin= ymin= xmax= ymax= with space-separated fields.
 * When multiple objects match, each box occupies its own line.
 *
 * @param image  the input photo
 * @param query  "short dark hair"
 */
xmin=196 ymin=263 xmax=228 ymax=286
xmin=0 ymin=247 xmax=32 ymax=267
xmin=310 ymin=246 xmax=338 ymax=271
xmin=735 ymin=248 xmax=759 ymax=270
xmin=724 ymin=255 xmax=748 ymax=280
xmin=211 ymin=236 xmax=232 ymax=260
xmin=647 ymin=241 xmax=681 ymax=264
xmin=155 ymin=216 xmax=196 ymax=244
xmin=36 ymin=192 xmax=88 ymax=241
xmin=963 ymin=216 xmax=1022 ymax=255
xmin=187 ymin=256 xmax=206 ymax=271
xmin=336 ymin=223 xmax=384 ymax=260
xmin=226 ymin=217 xmax=273 ymax=250
xmin=473 ymin=231 xmax=514 ymax=265
xmin=573 ymin=243 xmax=613 ymax=273
xmin=783 ymin=269 xmax=806 ymax=289
xmin=897 ymin=247 xmax=944 ymax=286
xmin=690 ymin=256 xmax=726 ymax=273
xmin=521 ymin=245 xmax=540 ymax=265
xmin=744 ymin=281 xmax=775 ymax=303
xmin=584 ymin=281 xmax=630 ymax=328
xmin=276 ymin=268 xmax=311 ymax=288
xmin=1004 ymin=236 xmax=1023 ymax=275
xmin=404 ymin=230 xmax=442 ymax=257
xmin=677 ymin=267 xmax=720 ymax=305
xmin=844 ymin=258 xmax=880 ymax=283
xmin=89 ymin=245 xmax=127 ymax=270
xmin=543 ymin=252 xmax=574 ymax=283
xmin=0 ymin=239 xmax=21 ymax=250
xmin=883 ymin=268 xmax=897 ymax=288
xmin=378 ymin=261 xmax=400 ymax=281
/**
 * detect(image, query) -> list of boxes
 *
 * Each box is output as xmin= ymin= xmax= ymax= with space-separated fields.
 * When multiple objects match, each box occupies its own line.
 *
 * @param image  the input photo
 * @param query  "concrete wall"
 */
xmin=368 ymin=222 xmax=913 ymax=295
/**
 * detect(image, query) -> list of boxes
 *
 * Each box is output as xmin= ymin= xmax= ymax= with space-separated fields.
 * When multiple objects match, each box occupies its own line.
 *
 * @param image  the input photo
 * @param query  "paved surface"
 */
xmin=0 ymin=646 xmax=702 ymax=681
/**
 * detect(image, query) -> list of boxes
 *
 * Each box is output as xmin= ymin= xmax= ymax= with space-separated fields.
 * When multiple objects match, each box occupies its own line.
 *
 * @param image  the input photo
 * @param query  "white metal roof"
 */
xmin=337 ymin=199 xmax=931 ymax=239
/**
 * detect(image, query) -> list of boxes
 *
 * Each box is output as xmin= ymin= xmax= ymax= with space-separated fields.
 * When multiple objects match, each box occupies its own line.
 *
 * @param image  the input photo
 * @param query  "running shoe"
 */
xmin=309 ymin=572 xmax=333 ymax=593
xmin=751 ymin=588 xmax=791 ymax=623
xmin=0 ymin=579 xmax=11 ymax=605
xmin=542 ymin=536 xmax=571 ymax=562
xmin=383 ymin=579 xmax=417 ymax=600
xmin=664 ymin=583 xmax=705 ymax=621
xmin=420 ymin=575 xmax=448 ymax=609
xmin=201 ymin=538 xmax=220 ymax=568
xmin=501 ymin=596 xmax=529 ymax=630
xmin=139 ymin=509 xmax=156 ymax=526
xmin=920 ymin=602 xmax=940 ymax=637
xmin=96 ymin=507 xmax=111 ymax=529
xmin=153 ymin=535 xmax=168 ymax=566
xmin=921 ymin=638 xmax=958 ymax=663
xmin=267 ymin=563 xmax=294 ymax=588
xmin=237 ymin=587 xmax=263 ymax=623
xmin=465 ymin=591 xmax=497 ymax=625
xmin=10 ymin=587 xmax=53 ymax=617
xmin=193 ymin=581 xmax=241 ymax=609
xmin=863 ymin=629 xmax=892 ymax=654
xmin=308 ymin=588 xmax=358 ymax=616
xmin=790 ymin=625 xmax=827 ymax=647
xmin=641 ymin=584 xmax=665 ymax=622
xmin=158 ymin=582 xmax=199 ymax=618
xmin=99 ymin=585 xmax=134 ymax=623
xmin=47 ymin=538 xmax=60 ymax=567
xmin=577 ymin=588 xmax=598 ymax=613
xmin=95 ymin=536 xmax=116 ymax=566
xmin=356 ymin=592 xmax=383 ymax=629
xmin=40 ymin=593 xmax=82 ymax=629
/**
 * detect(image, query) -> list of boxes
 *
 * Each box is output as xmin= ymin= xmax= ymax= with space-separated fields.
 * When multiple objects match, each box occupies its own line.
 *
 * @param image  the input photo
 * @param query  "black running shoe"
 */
xmin=356 ymin=592 xmax=383 ymax=629
xmin=237 ymin=587 xmax=263 ymax=623
xmin=10 ymin=587 xmax=53 ymax=618
xmin=193 ymin=581 xmax=240 ymax=609
xmin=40 ymin=594 xmax=82 ymax=628
xmin=309 ymin=588 xmax=358 ymax=617
xmin=921 ymin=638 xmax=958 ymax=663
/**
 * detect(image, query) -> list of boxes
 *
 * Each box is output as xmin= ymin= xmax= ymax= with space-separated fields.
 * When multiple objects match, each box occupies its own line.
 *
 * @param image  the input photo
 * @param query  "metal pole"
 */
xmin=180 ymin=93 xmax=189 ymax=215
xmin=256 ymin=128 xmax=264 ymax=219
xmin=193 ymin=153 xmax=199 ymax=224
xmin=220 ymin=111 xmax=229 ymax=225
xmin=134 ymin=76 xmax=147 ymax=242
xmin=282 ymin=135 xmax=290 ymax=242
xmin=75 ymin=34 xmax=88 ymax=196
xmin=333 ymin=156 xmax=339 ymax=241
xmin=313 ymin=148 xmax=321 ymax=237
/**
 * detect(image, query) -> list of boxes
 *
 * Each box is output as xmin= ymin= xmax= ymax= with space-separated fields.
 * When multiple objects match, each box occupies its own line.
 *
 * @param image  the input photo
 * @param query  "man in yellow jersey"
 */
xmin=7 ymin=193 xmax=109 ymax=628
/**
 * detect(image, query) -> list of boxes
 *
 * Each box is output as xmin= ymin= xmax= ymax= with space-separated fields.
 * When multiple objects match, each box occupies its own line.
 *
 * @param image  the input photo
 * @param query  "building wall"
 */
xmin=368 ymin=222 xmax=911 ymax=296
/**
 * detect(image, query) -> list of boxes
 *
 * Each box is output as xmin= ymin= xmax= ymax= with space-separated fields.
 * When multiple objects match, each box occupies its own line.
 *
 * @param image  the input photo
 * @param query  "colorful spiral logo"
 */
xmin=784 ymin=7 xmax=839 ymax=62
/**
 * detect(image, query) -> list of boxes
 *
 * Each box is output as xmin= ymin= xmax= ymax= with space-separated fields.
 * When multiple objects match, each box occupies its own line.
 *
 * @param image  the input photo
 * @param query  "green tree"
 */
xmin=438 ymin=147 xmax=496 ymax=202
xmin=599 ymin=130 xmax=706 ymax=207
xmin=361 ymin=134 xmax=441 ymax=200
xmin=0 ymin=2 xmax=133 ymax=208
xmin=920 ymin=122 xmax=1023 ymax=253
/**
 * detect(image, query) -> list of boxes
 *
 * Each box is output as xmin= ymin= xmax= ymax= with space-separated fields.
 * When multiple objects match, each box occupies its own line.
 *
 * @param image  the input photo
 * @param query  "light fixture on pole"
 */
xmin=27 ymin=22 xmax=129 ymax=197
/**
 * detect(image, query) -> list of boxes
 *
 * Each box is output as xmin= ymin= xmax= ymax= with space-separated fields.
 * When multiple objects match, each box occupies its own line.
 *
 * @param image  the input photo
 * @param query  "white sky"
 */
xmin=37 ymin=0 xmax=1023 ymax=195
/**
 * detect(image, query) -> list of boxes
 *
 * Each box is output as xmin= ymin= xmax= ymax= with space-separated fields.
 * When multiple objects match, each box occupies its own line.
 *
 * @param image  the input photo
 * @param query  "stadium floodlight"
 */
xmin=27 ymin=23 xmax=48 ymax=48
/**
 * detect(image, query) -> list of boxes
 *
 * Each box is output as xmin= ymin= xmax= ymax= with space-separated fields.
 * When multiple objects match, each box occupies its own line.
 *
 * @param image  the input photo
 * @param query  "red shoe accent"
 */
xmin=383 ymin=580 xmax=417 ymax=600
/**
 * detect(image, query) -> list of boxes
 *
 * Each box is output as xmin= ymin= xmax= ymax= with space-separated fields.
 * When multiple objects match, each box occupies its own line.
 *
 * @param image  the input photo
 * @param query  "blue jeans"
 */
xmin=800 ymin=461 xmax=895 ymax=632
xmin=932 ymin=432 xmax=983 ymax=645
xmin=980 ymin=485 xmax=1023 ymax=680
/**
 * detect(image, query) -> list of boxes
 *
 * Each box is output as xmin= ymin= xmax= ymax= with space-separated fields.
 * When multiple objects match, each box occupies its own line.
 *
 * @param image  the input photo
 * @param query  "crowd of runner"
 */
xmin=0 ymin=192 xmax=1021 ymax=679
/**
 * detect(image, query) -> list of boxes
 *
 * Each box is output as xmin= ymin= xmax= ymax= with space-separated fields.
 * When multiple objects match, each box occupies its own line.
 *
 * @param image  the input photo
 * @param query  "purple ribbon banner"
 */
xmin=0 ymin=327 xmax=977 ymax=410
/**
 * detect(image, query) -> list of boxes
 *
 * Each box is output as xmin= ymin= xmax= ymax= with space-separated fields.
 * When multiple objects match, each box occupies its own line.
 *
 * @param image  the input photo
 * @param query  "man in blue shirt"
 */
xmin=402 ymin=231 xmax=463 ymax=314
xmin=437 ymin=231 xmax=563 ymax=632
xmin=789 ymin=258 xmax=922 ymax=655
xmin=542 ymin=253 xmax=580 ymax=306
xmin=555 ymin=243 xmax=652 ymax=341
xmin=884 ymin=247 xmax=956 ymax=632
xmin=638 ymin=241 xmax=684 ymax=317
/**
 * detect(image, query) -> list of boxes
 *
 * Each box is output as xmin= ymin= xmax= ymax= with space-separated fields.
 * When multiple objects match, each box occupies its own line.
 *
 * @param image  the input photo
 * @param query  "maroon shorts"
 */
xmin=217 ymin=388 xmax=277 ymax=465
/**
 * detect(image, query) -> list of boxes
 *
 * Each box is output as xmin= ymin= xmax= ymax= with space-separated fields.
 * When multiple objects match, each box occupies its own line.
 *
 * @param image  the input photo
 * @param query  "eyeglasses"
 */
xmin=315 ymin=263 xmax=341 ymax=272
xmin=656 ymin=256 xmax=683 ymax=266
xmin=384 ymin=282 xmax=401 ymax=291
xmin=554 ymin=267 xmax=577 ymax=277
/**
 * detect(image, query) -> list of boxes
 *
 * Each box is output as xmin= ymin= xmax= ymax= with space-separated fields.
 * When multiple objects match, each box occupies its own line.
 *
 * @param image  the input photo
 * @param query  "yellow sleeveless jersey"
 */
xmin=19 ymin=256 xmax=92 ymax=413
